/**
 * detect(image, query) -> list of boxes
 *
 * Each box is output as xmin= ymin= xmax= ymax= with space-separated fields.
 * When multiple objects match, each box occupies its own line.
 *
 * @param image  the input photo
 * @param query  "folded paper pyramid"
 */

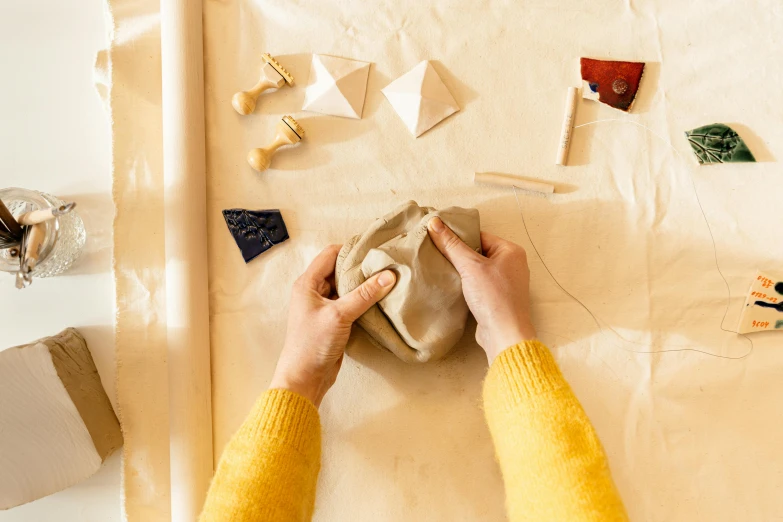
xmin=382 ymin=60 xmax=460 ymax=137
xmin=302 ymin=54 xmax=371 ymax=119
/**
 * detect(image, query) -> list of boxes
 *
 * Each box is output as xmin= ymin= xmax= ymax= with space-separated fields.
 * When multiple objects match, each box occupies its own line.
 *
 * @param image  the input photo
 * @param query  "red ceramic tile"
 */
xmin=580 ymin=58 xmax=645 ymax=112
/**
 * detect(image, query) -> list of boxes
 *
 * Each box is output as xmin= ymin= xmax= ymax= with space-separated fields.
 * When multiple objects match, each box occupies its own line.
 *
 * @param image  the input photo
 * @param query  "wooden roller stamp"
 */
xmin=232 ymin=53 xmax=294 ymax=115
xmin=247 ymin=116 xmax=305 ymax=172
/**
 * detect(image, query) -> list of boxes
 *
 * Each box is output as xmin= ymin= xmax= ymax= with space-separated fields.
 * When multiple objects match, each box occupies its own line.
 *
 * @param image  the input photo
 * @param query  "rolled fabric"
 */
xmin=336 ymin=201 xmax=481 ymax=363
xmin=160 ymin=0 xmax=214 ymax=520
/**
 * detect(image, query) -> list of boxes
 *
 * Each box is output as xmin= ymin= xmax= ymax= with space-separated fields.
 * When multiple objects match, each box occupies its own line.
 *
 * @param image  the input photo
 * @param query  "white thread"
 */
xmin=513 ymin=119 xmax=753 ymax=360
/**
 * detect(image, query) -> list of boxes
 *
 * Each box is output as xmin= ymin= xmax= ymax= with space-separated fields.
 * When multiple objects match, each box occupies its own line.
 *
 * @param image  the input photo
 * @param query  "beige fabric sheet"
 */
xmin=107 ymin=0 xmax=783 ymax=520
xmin=98 ymin=2 xmax=171 ymax=520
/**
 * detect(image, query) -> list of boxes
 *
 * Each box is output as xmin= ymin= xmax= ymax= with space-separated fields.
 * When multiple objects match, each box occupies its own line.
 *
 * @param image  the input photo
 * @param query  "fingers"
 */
xmin=302 ymin=244 xmax=342 ymax=286
xmin=480 ymin=231 xmax=511 ymax=258
xmin=480 ymin=231 xmax=528 ymax=265
xmin=335 ymin=270 xmax=397 ymax=322
xmin=427 ymin=217 xmax=482 ymax=273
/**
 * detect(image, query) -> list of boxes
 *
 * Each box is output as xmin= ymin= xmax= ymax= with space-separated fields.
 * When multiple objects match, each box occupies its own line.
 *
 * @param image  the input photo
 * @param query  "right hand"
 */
xmin=428 ymin=217 xmax=536 ymax=364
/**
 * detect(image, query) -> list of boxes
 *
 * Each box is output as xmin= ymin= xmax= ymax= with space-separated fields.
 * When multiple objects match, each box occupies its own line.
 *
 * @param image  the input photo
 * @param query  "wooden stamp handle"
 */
xmin=247 ymin=116 xmax=304 ymax=172
xmin=232 ymin=55 xmax=294 ymax=115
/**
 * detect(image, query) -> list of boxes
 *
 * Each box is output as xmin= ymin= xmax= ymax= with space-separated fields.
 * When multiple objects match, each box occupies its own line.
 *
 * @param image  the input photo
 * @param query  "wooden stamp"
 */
xmin=232 ymin=53 xmax=294 ymax=115
xmin=247 ymin=116 xmax=305 ymax=172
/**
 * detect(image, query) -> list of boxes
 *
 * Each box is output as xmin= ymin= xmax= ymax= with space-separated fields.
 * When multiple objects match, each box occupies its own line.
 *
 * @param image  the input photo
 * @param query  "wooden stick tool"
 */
xmin=232 ymin=53 xmax=294 ymax=115
xmin=474 ymin=172 xmax=555 ymax=194
xmin=248 ymin=116 xmax=305 ymax=172
xmin=555 ymin=87 xmax=578 ymax=166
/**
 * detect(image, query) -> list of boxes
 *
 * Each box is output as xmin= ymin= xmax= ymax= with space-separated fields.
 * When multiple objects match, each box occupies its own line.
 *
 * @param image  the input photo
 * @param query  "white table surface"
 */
xmin=0 ymin=1 xmax=120 ymax=520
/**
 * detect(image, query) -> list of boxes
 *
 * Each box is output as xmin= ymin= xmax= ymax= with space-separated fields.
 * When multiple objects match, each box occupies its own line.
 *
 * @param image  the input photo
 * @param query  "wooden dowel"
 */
xmin=474 ymin=172 xmax=555 ymax=194
xmin=555 ymin=87 xmax=578 ymax=166
xmin=160 ymin=0 xmax=214 ymax=519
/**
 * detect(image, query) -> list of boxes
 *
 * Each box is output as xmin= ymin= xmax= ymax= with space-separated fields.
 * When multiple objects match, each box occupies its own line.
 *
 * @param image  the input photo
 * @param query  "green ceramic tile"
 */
xmin=685 ymin=123 xmax=756 ymax=165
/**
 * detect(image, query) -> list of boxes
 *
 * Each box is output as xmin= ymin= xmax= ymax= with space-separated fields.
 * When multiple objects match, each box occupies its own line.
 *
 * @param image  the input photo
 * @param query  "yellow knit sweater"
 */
xmin=200 ymin=341 xmax=628 ymax=521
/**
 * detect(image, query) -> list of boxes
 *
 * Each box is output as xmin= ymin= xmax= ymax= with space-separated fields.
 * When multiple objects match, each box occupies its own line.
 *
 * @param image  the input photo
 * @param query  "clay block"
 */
xmin=223 ymin=209 xmax=289 ymax=262
xmin=580 ymin=57 xmax=645 ymax=112
xmin=0 ymin=328 xmax=121 ymax=509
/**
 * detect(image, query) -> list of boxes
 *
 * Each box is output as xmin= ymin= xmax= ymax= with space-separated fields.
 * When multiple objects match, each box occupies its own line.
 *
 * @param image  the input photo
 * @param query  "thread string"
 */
xmin=512 ymin=118 xmax=753 ymax=359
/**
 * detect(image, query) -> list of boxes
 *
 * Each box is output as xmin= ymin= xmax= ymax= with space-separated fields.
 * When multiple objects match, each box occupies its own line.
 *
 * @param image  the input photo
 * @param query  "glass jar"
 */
xmin=0 ymin=187 xmax=86 ymax=278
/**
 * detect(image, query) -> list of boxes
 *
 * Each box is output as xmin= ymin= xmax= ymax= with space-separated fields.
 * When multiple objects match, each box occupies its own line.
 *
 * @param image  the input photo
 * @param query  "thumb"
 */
xmin=427 ymin=217 xmax=481 ymax=274
xmin=336 ymin=270 xmax=397 ymax=322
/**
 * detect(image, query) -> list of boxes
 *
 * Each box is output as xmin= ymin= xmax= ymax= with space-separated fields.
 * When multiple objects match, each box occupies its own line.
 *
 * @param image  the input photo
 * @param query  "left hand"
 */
xmin=270 ymin=245 xmax=397 ymax=407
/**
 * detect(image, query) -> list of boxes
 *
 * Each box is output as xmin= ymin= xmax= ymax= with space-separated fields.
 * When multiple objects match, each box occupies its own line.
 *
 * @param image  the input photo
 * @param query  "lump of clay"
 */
xmin=336 ymin=201 xmax=481 ymax=363
xmin=223 ymin=208 xmax=289 ymax=263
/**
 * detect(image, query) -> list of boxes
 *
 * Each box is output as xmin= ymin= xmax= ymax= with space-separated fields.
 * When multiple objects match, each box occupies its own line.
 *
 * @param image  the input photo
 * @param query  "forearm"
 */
xmin=483 ymin=341 xmax=627 ymax=522
xmin=200 ymin=389 xmax=321 ymax=522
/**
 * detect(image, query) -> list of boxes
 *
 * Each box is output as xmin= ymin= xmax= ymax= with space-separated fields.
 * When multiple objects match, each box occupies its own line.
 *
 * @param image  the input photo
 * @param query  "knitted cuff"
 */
xmin=483 ymin=340 xmax=566 ymax=411
xmin=243 ymin=388 xmax=321 ymax=458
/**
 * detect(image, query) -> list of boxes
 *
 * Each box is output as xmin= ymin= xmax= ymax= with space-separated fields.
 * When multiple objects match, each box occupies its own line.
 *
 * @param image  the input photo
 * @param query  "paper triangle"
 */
xmin=383 ymin=92 xmax=423 ymax=135
xmin=415 ymin=98 xmax=459 ymax=136
xmin=382 ymin=60 xmax=460 ymax=137
xmin=420 ymin=63 xmax=457 ymax=105
xmin=302 ymin=54 xmax=370 ymax=119
xmin=304 ymin=82 xmax=359 ymax=118
xmin=337 ymin=67 xmax=372 ymax=118
xmin=383 ymin=61 xmax=429 ymax=94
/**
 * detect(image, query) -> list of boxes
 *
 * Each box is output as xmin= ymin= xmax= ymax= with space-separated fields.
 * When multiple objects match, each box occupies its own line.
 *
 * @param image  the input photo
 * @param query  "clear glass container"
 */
xmin=0 ymin=187 xmax=86 ymax=278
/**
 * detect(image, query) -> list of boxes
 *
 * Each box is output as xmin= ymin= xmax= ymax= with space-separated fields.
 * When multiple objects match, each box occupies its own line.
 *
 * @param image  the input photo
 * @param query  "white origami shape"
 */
xmin=382 ymin=60 xmax=460 ymax=137
xmin=302 ymin=54 xmax=371 ymax=119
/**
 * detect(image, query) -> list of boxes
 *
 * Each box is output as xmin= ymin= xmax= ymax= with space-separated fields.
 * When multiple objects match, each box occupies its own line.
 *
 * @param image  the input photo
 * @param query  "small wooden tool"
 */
xmin=474 ymin=172 xmax=555 ymax=194
xmin=248 ymin=116 xmax=305 ymax=172
xmin=232 ymin=53 xmax=294 ymax=115
xmin=17 ymin=202 xmax=76 ymax=226
xmin=555 ymin=87 xmax=578 ymax=166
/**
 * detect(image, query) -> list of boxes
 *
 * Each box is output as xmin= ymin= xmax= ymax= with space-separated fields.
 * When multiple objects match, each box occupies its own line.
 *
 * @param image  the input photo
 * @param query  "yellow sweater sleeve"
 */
xmin=199 ymin=389 xmax=321 ymax=522
xmin=483 ymin=340 xmax=628 ymax=522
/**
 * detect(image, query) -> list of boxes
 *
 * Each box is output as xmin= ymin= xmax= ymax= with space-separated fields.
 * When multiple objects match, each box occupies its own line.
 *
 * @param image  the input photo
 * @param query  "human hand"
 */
xmin=270 ymin=245 xmax=397 ymax=407
xmin=427 ymin=218 xmax=536 ymax=364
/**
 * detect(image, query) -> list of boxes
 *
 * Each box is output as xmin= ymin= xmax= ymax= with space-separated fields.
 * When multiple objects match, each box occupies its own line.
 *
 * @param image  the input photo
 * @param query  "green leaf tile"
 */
xmin=685 ymin=123 xmax=756 ymax=165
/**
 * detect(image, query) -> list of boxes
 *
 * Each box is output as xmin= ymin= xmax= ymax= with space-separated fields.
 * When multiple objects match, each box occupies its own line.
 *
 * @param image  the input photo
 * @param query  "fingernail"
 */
xmin=429 ymin=217 xmax=444 ymax=233
xmin=377 ymin=270 xmax=395 ymax=287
